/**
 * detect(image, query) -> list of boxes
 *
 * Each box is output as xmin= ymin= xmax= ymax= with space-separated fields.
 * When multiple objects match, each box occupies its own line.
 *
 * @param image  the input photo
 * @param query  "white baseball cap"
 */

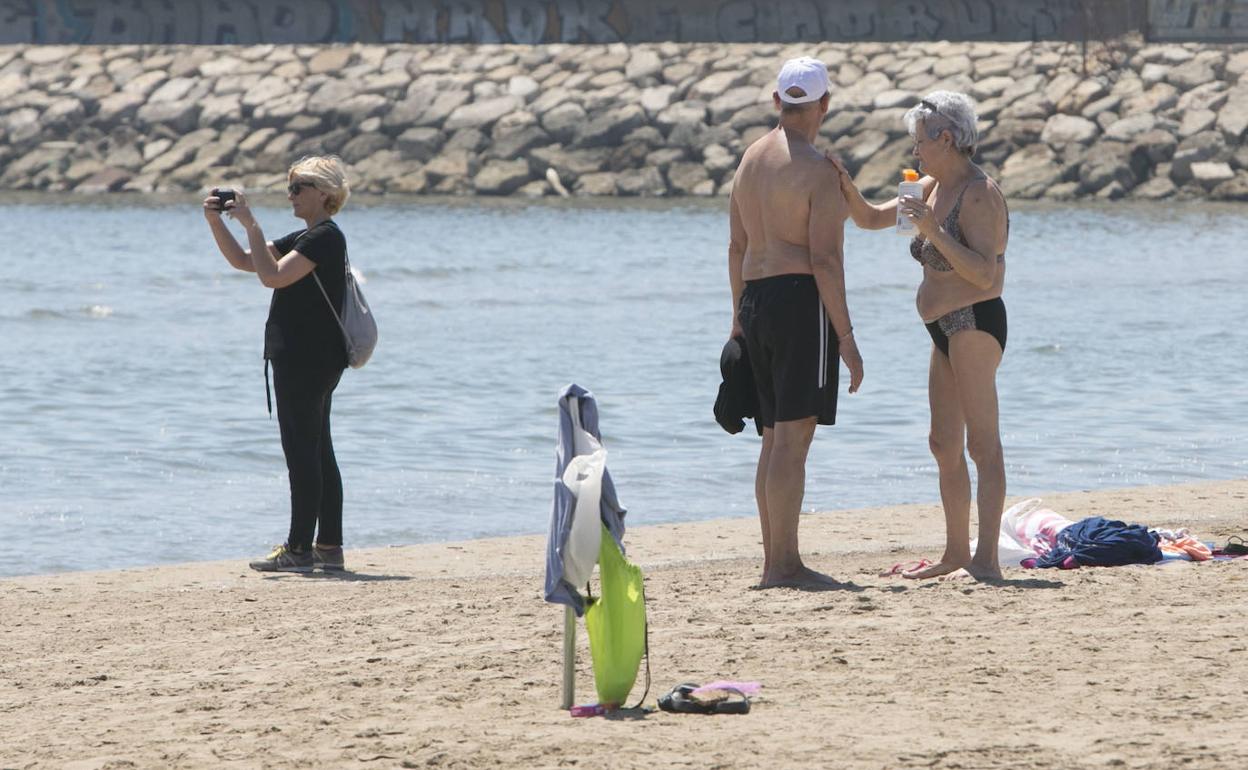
xmin=776 ymin=57 xmax=829 ymax=104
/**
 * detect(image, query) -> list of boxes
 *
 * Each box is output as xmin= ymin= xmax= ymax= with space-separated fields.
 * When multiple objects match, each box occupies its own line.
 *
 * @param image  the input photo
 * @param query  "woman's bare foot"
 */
xmin=938 ymin=562 xmax=1005 ymax=583
xmin=902 ymin=559 xmax=969 ymax=580
xmin=758 ymin=565 xmax=843 ymax=589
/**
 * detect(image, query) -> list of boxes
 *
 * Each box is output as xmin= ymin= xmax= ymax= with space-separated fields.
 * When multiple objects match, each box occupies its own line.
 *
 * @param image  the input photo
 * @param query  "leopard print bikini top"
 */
xmin=909 ymin=176 xmax=1009 ymax=271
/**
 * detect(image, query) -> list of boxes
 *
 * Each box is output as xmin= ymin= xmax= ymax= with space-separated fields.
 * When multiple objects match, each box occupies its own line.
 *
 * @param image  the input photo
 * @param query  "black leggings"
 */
xmin=272 ymin=359 xmax=344 ymax=551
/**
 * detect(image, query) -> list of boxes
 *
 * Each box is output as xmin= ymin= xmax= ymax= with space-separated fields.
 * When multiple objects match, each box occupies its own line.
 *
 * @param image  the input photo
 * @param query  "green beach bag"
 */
xmin=584 ymin=524 xmax=648 ymax=708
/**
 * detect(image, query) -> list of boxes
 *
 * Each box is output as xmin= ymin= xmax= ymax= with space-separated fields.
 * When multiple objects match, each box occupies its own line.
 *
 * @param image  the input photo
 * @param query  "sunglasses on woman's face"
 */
xmin=287 ymin=180 xmax=316 ymax=195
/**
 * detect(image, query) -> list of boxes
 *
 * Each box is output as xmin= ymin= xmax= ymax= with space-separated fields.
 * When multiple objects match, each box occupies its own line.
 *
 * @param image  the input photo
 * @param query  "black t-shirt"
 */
xmin=266 ymin=219 xmax=347 ymax=369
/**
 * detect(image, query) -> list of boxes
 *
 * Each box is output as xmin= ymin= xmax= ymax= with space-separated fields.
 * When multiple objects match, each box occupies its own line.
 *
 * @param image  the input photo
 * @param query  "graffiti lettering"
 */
xmin=0 ymin=0 xmax=1242 ymax=45
xmin=504 ymin=0 xmax=549 ymax=43
xmin=776 ymin=0 xmax=824 ymax=41
xmin=379 ymin=0 xmax=436 ymax=42
xmin=715 ymin=0 xmax=756 ymax=42
xmin=446 ymin=0 xmax=502 ymax=43
xmin=881 ymin=2 xmax=944 ymax=40
xmin=1150 ymin=0 xmax=1248 ymax=39
xmin=555 ymin=0 xmax=619 ymax=43
xmin=944 ymin=0 xmax=997 ymax=37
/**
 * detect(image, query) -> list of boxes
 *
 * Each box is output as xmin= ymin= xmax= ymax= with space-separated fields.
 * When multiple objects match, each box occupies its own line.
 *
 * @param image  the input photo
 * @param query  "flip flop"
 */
xmin=879 ymin=559 xmax=932 ymax=577
xmin=657 ymin=683 xmax=751 ymax=715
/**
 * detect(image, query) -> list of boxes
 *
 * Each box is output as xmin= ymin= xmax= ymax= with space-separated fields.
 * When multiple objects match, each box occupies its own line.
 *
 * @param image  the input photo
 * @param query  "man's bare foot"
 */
xmin=901 ymin=559 xmax=968 ymax=580
xmin=757 ymin=565 xmax=843 ymax=589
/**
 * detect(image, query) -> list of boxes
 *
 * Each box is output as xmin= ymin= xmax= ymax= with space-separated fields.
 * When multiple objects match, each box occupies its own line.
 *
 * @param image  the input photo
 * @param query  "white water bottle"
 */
xmin=896 ymin=168 xmax=922 ymax=236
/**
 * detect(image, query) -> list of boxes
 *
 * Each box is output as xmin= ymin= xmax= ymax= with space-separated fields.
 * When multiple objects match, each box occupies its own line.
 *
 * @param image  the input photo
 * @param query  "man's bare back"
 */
xmin=732 ymin=127 xmax=844 ymax=281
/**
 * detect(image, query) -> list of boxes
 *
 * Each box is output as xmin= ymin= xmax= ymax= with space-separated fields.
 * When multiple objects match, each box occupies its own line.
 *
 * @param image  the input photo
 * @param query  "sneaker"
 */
xmin=248 ymin=543 xmax=314 ymax=573
xmin=312 ymin=544 xmax=345 ymax=572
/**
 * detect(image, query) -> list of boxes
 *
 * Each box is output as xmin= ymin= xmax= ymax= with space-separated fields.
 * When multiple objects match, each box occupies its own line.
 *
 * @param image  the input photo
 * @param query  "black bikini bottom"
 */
xmin=925 ymin=297 xmax=1007 ymax=357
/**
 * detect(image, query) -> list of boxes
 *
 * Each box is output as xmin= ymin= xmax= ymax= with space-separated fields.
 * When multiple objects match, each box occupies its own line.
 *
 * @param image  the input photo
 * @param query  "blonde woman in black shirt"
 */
xmin=204 ymin=155 xmax=351 ymax=573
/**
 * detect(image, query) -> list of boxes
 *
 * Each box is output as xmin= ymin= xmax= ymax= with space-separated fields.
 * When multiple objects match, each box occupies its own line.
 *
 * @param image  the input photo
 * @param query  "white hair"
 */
xmin=904 ymin=91 xmax=979 ymax=156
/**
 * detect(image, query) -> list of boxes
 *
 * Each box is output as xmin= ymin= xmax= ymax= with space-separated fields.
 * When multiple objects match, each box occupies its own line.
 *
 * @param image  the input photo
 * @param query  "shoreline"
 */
xmin=3 ymin=478 xmax=1244 ymax=583
xmin=2 ymin=479 xmax=1245 ymax=769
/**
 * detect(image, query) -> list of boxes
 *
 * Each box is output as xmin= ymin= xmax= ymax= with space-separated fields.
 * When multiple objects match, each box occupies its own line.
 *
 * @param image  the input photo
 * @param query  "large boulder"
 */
xmin=473 ymin=159 xmax=532 ymax=195
xmin=540 ymin=102 xmax=588 ymax=144
xmin=1216 ymin=87 xmax=1248 ymax=141
xmin=1057 ymin=79 xmax=1109 ymax=114
xmin=337 ymin=94 xmax=389 ymax=124
xmin=852 ymin=136 xmax=913 ymax=197
xmin=1078 ymin=140 xmax=1140 ymax=193
xmin=76 ymin=168 xmax=133 ymax=193
xmin=1170 ymin=131 xmax=1230 ymax=183
xmin=640 ymin=85 xmax=677 ymax=116
xmin=615 ymin=166 xmax=667 ymax=196
xmin=444 ymin=95 xmax=524 ymax=132
xmin=1211 ymin=173 xmax=1248 ymax=200
xmin=95 ymin=92 xmax=145 ymax=124
xmin=709 ymin=87 xmax=759 ymax=124
xmin=1190 ymin=161 xmax=1235 ymax=189
xmin=1166 ymin=57 xmax=1217 ymax=90
xmin=42 ymin=97 xmax=85 ymax=131
xmin=1040 ymin=114 xmax=1098 ymax=146
xmin=1131 ymin=175 xmax=1176 ymax=200
xmin=529 ymin=145 xmax=610 ymax=184
xmin=625 ymin=49 xmax=662 ymax=82
xmin=655 ymin=101 xmax=708 ymax=133
xmin=1178 ymin=108 xmax=1217 ymax=139
xmin=340 ymin=133 xmax=393 ymax=165
xmin=575 ymin=172 xmax=618 ymax=196
xmin=423 ymin=149 xmax=474 ymax=182
xmin=1131 ymin=129 xmax=1178 ymax=164
xmin=136 ymin=100 xmax=200 ymax=134
xmin=1103 ymin=114 xmax=1157 ymax=141
xmin=395 ymin=127 xmax=443 ymax=161
xmin=688 ymin=70 xmax=751 ymax=102
xmin=667 ymin=162 xmax=713 ymax=196
xmin=575 ymin=104 xmax=646 ymax=148
xmin=415 ymin=91 xmax=472 ymax=127
xmin=1001 ymin=144 xmax=1062 ymax=199
xmin=305 ymin=79 xmax=356 ymax=116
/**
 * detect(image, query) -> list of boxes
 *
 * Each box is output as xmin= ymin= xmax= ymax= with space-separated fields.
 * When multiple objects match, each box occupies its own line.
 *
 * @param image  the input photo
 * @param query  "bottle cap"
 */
xmin=902 ymin=168 xmax=919 ymax=182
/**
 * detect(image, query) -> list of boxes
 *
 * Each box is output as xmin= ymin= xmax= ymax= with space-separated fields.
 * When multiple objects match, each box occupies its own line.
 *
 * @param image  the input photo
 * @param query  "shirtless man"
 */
xmin=728 ymin=57 xmax=864 ymax=589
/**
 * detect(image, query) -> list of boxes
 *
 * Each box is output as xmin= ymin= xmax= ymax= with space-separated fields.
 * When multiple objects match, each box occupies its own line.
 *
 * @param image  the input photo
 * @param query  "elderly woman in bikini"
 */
xmin=831 ymin=91 xmax=1010 ymax=581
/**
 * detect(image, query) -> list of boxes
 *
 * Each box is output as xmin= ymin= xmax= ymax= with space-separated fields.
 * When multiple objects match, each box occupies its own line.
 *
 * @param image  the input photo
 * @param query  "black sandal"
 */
xmin=657 ymin=683 xmax=751 ymax=715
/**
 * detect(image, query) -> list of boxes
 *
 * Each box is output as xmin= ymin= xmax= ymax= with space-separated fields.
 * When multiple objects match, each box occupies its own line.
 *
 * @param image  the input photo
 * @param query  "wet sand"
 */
xmin=2 ymin=479 xmax=1245 ymax=769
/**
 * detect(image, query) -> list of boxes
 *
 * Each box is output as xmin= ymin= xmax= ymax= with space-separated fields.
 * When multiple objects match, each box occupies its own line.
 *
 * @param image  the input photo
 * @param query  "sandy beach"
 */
xmin=2 ymin=479 xmax=1245 ymax=770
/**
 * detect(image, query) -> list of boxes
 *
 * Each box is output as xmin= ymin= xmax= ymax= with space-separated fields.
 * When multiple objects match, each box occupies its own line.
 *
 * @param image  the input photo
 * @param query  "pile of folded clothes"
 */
xmin=989 ymin=499 xmax=1247 ymax=570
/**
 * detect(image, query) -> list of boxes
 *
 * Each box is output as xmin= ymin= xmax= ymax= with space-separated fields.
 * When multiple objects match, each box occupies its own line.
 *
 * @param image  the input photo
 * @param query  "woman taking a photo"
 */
xmin=832 ymin=91 xmax=1010 ymax=581
xmin=204 ymin=156 xmax=351 ymax=573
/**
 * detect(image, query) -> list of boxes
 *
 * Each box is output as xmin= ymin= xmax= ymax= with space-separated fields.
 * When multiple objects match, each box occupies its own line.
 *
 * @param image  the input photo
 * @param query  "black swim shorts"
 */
xmin=737 ymin=273 xmax=838 ymax=429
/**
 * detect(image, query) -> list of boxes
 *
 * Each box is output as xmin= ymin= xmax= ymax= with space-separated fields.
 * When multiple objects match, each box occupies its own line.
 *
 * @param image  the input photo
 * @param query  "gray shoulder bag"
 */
xmin=313 ymin=254 xmax=378 ymax=368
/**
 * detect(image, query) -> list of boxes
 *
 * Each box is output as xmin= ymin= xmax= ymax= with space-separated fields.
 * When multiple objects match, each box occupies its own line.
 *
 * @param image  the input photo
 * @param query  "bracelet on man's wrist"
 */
xmin=838 ymin=327 xmax=854 ymax=342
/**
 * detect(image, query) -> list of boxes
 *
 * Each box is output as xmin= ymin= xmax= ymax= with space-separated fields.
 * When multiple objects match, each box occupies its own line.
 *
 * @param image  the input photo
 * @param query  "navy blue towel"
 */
xmin=1036 ymin=516 xmax=1163 ymax=568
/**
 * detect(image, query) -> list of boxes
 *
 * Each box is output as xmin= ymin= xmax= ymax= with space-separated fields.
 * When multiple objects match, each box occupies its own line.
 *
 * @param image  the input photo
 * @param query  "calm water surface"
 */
xmin=1 ymin=194 xmax=1245 ymax=577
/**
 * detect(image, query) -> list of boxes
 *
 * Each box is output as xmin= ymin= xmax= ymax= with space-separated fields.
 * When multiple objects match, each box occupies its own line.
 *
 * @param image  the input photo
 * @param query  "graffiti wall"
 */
xmin=0 ymin=0 xmax=1243 ymax=44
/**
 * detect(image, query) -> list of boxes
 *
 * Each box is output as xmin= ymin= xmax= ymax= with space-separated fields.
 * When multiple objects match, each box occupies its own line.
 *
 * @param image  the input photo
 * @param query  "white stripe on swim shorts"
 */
xmin=817 ymin=300 xmax=827 ymax=389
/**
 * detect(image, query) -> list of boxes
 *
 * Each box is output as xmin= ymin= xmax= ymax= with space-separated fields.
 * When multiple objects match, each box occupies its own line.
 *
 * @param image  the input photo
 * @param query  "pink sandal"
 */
xmin=879 ymin=559 xmax=932 ymax=577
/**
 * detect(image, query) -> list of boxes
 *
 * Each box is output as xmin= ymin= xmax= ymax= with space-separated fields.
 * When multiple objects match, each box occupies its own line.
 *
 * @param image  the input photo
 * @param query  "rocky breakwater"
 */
xmin=1 ymin=41 xmax=1247 ymax=200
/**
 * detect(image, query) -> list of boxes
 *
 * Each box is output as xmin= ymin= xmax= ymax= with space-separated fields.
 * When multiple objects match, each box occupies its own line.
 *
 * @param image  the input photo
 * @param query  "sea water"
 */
xmin=1 ymin=194 xmax=1244 ymax=577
